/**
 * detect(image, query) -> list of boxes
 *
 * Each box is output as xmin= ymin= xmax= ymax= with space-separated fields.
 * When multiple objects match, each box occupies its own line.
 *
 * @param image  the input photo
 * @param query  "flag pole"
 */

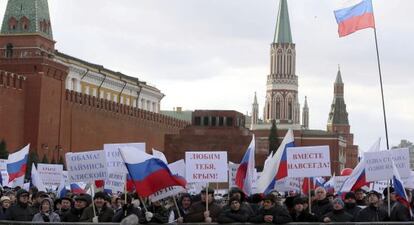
xmin=373 ymin=26 xmax=390 ymax=150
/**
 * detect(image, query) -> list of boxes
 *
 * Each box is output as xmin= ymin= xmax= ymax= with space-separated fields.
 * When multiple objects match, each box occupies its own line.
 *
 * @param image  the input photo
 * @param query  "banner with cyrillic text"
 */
xmin=37 ymin=163 xmax=63 ymax=187
xmin=66 ymin=150 xmax=107 ymax=182
xmin=287 ymin=146 xmax=331 ymax=178
xmin=364 ymin=148 xmax=410 ymax=182
xmin=104 ymin=143 xmax=145 ymax=193
xmin=185 ymin=151 xmax=228 ymax=183
xmin=228 ymin=162 xmax=239 ymax=188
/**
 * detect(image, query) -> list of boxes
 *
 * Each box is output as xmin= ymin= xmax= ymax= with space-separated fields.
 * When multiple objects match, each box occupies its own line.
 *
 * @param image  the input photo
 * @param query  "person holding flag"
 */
xmin=390 ymin=161 xmax=413 ymax=221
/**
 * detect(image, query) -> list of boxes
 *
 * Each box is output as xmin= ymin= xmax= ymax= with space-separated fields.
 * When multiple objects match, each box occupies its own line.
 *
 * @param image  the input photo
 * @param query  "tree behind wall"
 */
xmin=41 ymin=154 xmax=49 ymax=164
xmin=268 ymin=119 xmax=279 ymax=155
xmin=58 ymin=156 xmax=66 ymax=170
xmin=0 ymin=140 xmax=8 ymax=159
xmin=25 ymin=150 xmax=39 ymax=180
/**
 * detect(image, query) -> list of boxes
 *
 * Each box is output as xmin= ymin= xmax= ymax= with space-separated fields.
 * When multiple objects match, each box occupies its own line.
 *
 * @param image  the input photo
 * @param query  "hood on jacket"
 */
xmin=40 ymin=197 xmax=54 ymax=213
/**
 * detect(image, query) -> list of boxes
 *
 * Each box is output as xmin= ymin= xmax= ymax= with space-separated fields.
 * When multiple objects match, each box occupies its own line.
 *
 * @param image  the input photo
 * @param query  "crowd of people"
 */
xmin=0 ymin=185 xmax=412 ymax=224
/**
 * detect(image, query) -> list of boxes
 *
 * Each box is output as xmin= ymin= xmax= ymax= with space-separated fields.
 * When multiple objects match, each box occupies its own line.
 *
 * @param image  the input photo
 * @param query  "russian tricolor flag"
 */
xmin=71 ymin=183 xmax=86 ymax=194
xmin=235 ymin=135 xmax=255 ymax=196
xmin=392 ymin=161 xmax=412 ymax=214
xmin=119 ymin=146 xmax=186 ymax=197
xmin=334 ymin=0 xmax=375 ymax=37
xmin=257 ymin=129 xmax=294 ymax=194
xmin=7 ymin=144 xmax=30 ymax=183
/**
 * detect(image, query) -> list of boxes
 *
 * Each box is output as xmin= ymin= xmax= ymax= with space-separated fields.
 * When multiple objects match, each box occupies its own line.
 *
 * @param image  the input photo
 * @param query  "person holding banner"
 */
xmin=249 ymin=194 xmax=292 ymax=224
xmin=355 ymin=190 xmax=389 ymax=222
xmin=141 ymin=200 xmax=170 ymax=223
xmin=184 ymin=188 xmax=222 ymax=223
xmin=390 ymin=188 xmax=413 ymax=221
xmin=80 ymin=192 xmax=114 ymax=222
xmin=174 ymin=193 xmax=193 ymax=223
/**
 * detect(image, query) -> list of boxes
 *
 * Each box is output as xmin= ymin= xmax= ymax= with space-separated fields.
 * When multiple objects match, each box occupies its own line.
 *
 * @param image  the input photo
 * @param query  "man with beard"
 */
xmin=5 ymin=189 xmax=36 ymax=221
xmin=61 ymin=194 xmax=91 ymax=222
xmin=343 ymin=192 xmax=362 ymax=221
xmin=250 ymin=194 xmax=292 ymax=224
xmin=356 ymin=190 xmax=389 ymax=222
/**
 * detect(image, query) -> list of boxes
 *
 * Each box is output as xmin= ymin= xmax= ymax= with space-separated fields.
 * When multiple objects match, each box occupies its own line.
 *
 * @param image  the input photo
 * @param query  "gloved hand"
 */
xmin=145 ymin=211 xmax=154 ymax=222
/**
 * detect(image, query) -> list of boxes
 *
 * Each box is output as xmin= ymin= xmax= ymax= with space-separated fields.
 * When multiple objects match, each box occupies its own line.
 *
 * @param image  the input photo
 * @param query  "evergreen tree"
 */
xmin=0 ymin=139 xmax=8 ymax=159
xmin=25 ymin=150 xmax=39 ymax=180
xmin=268 ymin=119 xmax=279 ymax=155
xmin=41 ymin=154 xmax=49 ymax=164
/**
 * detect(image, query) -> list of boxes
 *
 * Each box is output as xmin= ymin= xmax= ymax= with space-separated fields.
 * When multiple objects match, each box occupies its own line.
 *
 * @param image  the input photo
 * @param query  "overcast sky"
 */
xmin=1 ymin=0 xmax=412 ymax=151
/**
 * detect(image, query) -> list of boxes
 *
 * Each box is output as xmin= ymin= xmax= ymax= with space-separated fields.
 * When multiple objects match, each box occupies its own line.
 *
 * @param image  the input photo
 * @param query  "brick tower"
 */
xmin=263 ymin=0 xmax=300 ymax=129
xmin=0 ymin=0 xmax=68 ymax=158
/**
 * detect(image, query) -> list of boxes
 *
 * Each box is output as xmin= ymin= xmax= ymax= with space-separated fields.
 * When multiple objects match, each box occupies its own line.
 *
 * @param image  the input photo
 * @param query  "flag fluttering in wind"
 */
xmin=392 ymin=161 xmax=412 ymax=216
xmin=7 ymin=144 xmax=30 ymax=183
xmin=120 ymin=146 xmax=186 ymax=197
xmin=30 ymin=163 xmax=46 ymax=192
xmin=257 ymin=129 xmax=294 ymax=194
xmin=334 ymin=0 xmax=375 ymax=37
xmin=235 ymin=135 xmax=255 ymax=195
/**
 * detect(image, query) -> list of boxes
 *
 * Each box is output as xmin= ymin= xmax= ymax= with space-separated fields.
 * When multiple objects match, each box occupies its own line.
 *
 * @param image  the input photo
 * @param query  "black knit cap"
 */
xmin=93 ymin=191 xmax=107 ymax=200
xmin=344 ymin=192 xmax=356 ymax=200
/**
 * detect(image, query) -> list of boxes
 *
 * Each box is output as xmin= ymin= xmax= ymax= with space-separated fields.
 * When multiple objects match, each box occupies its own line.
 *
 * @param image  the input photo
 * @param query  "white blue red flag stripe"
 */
xmin=71 ymin=183 xmax=86 ymax=194
xmin=392 ymin=161 xmax=412 ymax=214
xmin=334 ymin=0 xmax=375 ymax=37
xmin=120 ymin=146 xmax=186 ymax=197
xmin=7 ymin=144 xmax=30 ymax=183
xmin=235 ymin=135 xmax=255 ymax=195
xmin=257 ymin=129 xmax=294 ymax=194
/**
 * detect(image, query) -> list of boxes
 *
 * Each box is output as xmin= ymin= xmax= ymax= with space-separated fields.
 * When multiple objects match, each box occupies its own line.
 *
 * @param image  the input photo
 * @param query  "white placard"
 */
xmin=370 ymin=180 xmax=388 ymax=193
xmin=37 ymin=163 xmax=63 ymax=187
xmin=149 ymin=186 xmax=186 ymax=202
xmin=334 ymin=176 xmax=349 ymax=192
xmin=66 ymin=150 xmax=107 ymax=182
xmin=364 ymin=148 xmax=410 ymax=182
xmin=274 ymin=177 xmax=301 ymax=192
xmin=104 ymin=143 xmax=145 ymax=193
xmin=228 ymin=163 xmax=239 ymax=188
xmin=0 ymin=159 xmax=9 ymax=186
xmin=185 ymin=151 xmax=228 ymax=183
xmin=287 ymin=146 xmax=331 ymax=178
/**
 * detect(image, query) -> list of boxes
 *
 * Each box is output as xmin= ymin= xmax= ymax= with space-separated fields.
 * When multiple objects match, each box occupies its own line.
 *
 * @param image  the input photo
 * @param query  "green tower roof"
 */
xmin=1 ymin=0 xmax=53 ymax=40
xmin=273 ymin=0 xmax=292 ymax=43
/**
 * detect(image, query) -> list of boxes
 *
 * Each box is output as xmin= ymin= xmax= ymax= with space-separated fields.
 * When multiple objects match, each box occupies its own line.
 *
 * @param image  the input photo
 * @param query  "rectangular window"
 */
xmin=203 ymin=117 xmax=209 ymax=126
xmin=219 ymin=117 xmax=224 ymax=126
xmin=226 ymin=117 xmax=233 ymax=127
xmin=194 ymin=117 xmax=201 ymax=126
xmin=211 ymin=117 xmax=217 ymax=126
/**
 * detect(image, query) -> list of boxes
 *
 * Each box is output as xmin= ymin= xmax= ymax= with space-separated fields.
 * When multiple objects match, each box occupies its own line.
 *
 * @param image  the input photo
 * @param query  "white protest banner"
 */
xmin=185 ymin=151 xmax=228 ymax=183
xmin=62 ymin=171 xmax=68 ymax=185
xmin=334 ymin=176 xmax=349 ymax=192
xmin=274 ymin=177 xmax=301 ymax=192
xmin=287 ymin=146 xmax=331 ymax=178
xmin=251 ymin=172 xmax=261 ymax=194
xmin=187 ymin=182 xmax=207 ymax=195
xmin=66 ymin=150 xmax=107 ymax=182
xmin=0 ymin=159 xmax=9 ymax=186
xmin=37 ymin=163 xmax=63 ymax=187
xmin=370 ymin=180 xmax=388 ymax=193
xmin=228 ymin=162 xmax=239 ymax=188
xmin=149 ymin=186 xmax=186 ymax=202
xmin=364 ymin=148 xmax=410 ymax=182
xmin=168 ymin=159 xmax=186 ymax=178
xmin=402 ymin=171 xmax=414 ymax=189
xmin=104 ymin=143 xmax=145 ymax=193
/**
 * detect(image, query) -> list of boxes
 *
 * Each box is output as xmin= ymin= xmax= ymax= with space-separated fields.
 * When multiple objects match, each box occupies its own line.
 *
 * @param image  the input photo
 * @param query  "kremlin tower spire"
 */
xmin=264 ymin=0 xmax=300 ymax=129
xmin=251 ymin=92 xmax=259 ymax=127
xmin=327 ymin=66 xmax=350 ymax=133
xmin=302 ymin=96 xmax=309 ymax=130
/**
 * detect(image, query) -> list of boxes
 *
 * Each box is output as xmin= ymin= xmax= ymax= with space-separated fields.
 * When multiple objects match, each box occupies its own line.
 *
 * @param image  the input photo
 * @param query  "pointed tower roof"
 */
xmin=253 ymin=92 xmax=258 ymax=104
xmin=1 ymin=0 xmax=53 ymax=40
xmin=335 ymin=65 xmax=343 ymax=84
xmin=273 ymin=0 xmax=292 ymax=43
xmin=303 ymin=96 xmax=308 ymax=109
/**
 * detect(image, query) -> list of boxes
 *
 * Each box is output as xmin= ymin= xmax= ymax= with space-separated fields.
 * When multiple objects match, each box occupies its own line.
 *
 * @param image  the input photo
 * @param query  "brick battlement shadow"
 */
xmin=0 ymin=70 xmax=25 ymax=90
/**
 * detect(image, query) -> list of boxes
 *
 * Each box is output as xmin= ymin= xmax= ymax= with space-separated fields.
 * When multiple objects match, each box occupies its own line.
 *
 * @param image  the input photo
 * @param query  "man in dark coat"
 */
xmin=290 ymin=197 xmax=318 ymax=222
xmin=356 ymin=190 xmax=389 ymax=222
xmin=390 ymin=189 xmax=413 ymax=221
xmin=355 ymin=189 xmax=367 ymax=207
xmin=344 ymin=192 xmax=362 ymax=221
xmin=311 ymin=187 xmax=333 ymax=220
xmin=5 ymin=189 xmax=36 ymax=221
xmin=112 ymin=193 xmax=145 ymax=223
xmin=322 ymin=198 xmax=353 ymax=223
xmin=184 ymin=187 xmax=222 ymax=223
xmin=223 ymin=187 xmax=255 ymax=216
xmin=250 ymin=194 xmax=292 ymax=224
xmin=80 ymin=192 xmax=114 ymax=222
xmin=218 ymin=197 xmax=249 ymax=223
xmin=61 ymin=194 xmax=91 ymax=222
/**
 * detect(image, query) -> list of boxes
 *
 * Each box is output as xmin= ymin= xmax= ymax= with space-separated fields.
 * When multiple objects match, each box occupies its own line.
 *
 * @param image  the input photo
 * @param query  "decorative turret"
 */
xmin=264 ymin=0 xmax=300 ymax=129
xmin=302 ymin=96 xmax=309 ymax=130
xmin=251 ymin=92 xmax=259 ymax=126
xmin=328 ymin=67 xmax=349 ymax=133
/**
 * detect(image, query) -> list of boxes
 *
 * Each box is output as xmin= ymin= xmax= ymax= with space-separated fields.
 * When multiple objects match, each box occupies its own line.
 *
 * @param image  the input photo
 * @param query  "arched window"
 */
xmin=288 ymin=101 xmax=293 ymax=120
xmin=8 ymin=17 xmax=17 ymax=30
xmin=276 ymin=98 xmax=281 ymax=119
xmin=6 ymin=43 xmax=13 ymax=58
xmin=20 ymin=16 xmax=29 ymax=30
xmin=267 ymin=103 xmax=270 ymax=120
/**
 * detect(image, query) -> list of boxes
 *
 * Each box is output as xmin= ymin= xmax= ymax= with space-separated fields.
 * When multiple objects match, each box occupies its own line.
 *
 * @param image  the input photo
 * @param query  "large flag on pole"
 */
xmin=334 ymin=0 xmax=375 ymax=37
xmin=120 ymin=146 xmax=186 ymax=197
xmin=7 ymin=144 xmax=30 ymax=183
xmin=257 ymin=129 xmax=294 ymax=194
xmin=235 ymin=134 xmax=255 ymax=195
